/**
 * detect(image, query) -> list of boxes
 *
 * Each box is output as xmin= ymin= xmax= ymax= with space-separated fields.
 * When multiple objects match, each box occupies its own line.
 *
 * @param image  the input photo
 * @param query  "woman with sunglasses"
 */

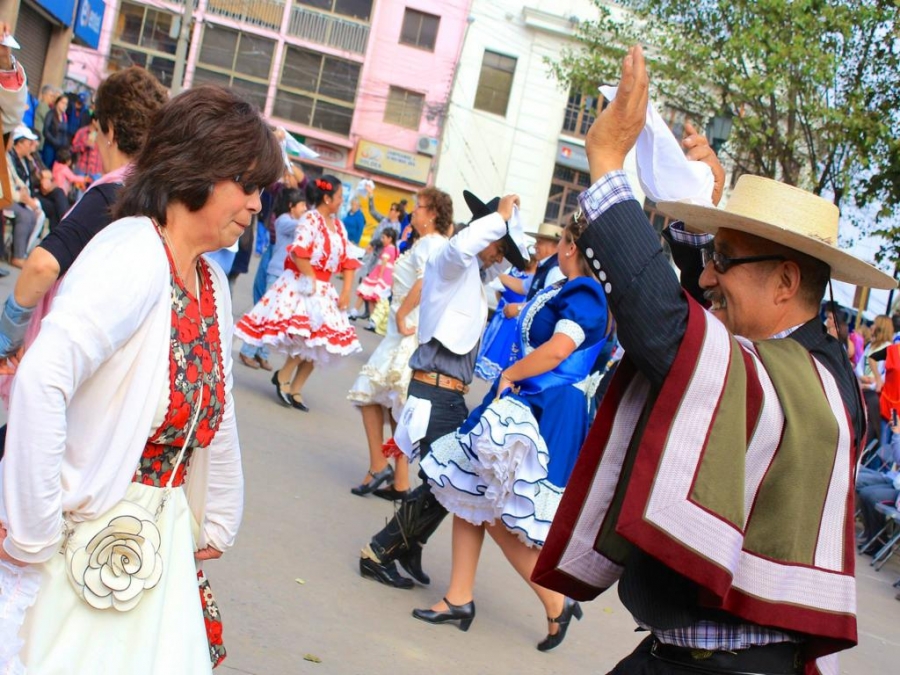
xmin=236 ymin=175 xmax=361 ymax=411
xmin=0 ymin=85 xmax=283 ymax=673
xmin=414 ymin=218 xmax=610 ymax=650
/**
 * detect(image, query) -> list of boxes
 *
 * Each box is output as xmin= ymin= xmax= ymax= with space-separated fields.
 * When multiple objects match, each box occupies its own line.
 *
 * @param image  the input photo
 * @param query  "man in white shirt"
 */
xmin=359 ymin=191 xmax=528 ymax=589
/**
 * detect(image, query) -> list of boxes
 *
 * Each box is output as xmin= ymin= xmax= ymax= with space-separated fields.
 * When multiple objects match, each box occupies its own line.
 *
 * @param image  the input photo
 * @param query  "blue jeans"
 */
xmin=240 ymin=272 xmax=278 ymax=361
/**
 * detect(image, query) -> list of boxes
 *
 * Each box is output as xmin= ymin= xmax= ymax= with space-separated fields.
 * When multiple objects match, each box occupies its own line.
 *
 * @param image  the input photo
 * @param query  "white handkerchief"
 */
xmin=600 ymin=86 xmax=714 ymax=207
xmin=393 ymin=395 xmax=432 ymax=459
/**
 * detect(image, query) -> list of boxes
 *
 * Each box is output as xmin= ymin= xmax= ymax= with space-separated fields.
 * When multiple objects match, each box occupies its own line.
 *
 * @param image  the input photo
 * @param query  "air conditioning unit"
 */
xmin=417 ymin=136 xmax=438 ymax=157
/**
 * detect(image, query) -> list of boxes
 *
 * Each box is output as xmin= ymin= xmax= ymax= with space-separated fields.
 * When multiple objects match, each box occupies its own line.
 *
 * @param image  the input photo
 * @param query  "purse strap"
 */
xmin=155 ymin=267 xmax=209 ymax=520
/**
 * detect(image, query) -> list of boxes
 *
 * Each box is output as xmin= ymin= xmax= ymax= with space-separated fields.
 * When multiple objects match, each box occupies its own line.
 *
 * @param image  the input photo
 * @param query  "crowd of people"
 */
xmin=0 ymin=32 xmax=896 ymax=675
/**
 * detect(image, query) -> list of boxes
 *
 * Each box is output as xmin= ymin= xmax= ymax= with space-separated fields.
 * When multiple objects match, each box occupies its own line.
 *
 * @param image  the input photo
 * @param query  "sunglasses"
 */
xmin=233 ymin=174 xmax=263 ymax=196
xmin=701 ymin=247 xmax=786 ymax=274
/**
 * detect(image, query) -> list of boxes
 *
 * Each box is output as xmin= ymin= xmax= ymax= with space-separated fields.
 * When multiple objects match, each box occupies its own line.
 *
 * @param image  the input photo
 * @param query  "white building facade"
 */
xmin=434 ymin=0 xmax=643 ymax=230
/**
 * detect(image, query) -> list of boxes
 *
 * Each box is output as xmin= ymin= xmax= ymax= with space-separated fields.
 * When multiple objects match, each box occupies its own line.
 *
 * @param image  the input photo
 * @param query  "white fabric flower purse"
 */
xmin=62 ymin=383 xmax=204 ymax=612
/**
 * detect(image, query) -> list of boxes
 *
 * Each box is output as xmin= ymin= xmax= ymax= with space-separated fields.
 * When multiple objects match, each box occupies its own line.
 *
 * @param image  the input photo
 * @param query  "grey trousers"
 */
xmin=9 ymin=203 xmax=36 ymax=259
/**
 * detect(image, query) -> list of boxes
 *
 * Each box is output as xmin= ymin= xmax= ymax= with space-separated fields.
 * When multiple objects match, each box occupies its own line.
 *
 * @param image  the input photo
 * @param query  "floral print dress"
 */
xmin=235 ymin=208 xmax=362 ymax=364
xmin=132 ymin=229 xmax=227 ymax=668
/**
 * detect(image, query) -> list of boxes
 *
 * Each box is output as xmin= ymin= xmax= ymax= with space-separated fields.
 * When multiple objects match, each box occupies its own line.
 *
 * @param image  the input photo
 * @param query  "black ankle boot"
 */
xmin=536 ymin=598 xmax=582 ymax=651
xmin=412 ymin=598 xmax=475 ymax=632
xmin=359 ymin=556 xmax=413 ymax=589
xmin=397 ymin=545 xmax=430 ymax=585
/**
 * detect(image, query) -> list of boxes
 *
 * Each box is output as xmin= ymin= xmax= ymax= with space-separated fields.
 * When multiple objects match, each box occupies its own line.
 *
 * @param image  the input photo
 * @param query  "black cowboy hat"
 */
xmin=462 ymin=190 xmax=528 ymax=271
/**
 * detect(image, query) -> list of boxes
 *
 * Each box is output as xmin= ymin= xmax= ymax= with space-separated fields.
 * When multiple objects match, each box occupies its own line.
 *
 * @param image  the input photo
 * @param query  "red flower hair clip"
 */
xmin=315 ymin=178 xmax=333 ymax=192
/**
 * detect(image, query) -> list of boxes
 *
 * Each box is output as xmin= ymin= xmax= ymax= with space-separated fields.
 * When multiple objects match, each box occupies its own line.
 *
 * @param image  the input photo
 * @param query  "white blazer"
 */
xmin=417 ymin=212 xmax=508 ymax=355
xmin=0 ymin=216 xmax=243 ymax=563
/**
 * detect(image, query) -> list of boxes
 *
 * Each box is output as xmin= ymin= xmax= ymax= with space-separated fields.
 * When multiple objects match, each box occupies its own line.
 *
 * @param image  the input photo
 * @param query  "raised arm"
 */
xmin=577 ymin=46 xmax=688 ymax=387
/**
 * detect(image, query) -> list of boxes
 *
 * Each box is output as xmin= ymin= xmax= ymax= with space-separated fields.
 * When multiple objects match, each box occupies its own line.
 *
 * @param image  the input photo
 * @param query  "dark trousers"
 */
xmin=369 ymin=380 xmax=468 ymax=562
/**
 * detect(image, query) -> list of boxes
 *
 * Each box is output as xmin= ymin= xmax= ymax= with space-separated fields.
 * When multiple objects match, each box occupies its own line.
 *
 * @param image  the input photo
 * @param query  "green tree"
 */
xmin=551 ymin=0 xmax=900 ymax=220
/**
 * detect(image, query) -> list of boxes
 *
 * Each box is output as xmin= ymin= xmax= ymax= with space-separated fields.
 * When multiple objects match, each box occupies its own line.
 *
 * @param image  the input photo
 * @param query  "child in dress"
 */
xmin=350 ymin=228 xmax=397 ymax=320
xmin=51 ymin=148 xmax=89 ymax=202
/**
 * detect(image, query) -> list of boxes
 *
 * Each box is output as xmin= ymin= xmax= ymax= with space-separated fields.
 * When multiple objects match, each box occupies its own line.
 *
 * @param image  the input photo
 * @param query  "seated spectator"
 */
xmin=857 ymin=422 xmax=900 ymax=553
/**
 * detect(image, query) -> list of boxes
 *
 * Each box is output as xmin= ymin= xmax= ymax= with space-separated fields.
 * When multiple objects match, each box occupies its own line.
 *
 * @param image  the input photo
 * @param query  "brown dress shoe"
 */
xmin=239 ymin=353 xmax=260 ymax=369
xmin=255 ymin=355 xmax=273 ymax=371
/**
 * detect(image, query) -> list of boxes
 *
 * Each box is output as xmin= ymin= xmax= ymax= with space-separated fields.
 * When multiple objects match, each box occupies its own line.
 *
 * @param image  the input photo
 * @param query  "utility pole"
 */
xmin=170 ymin=0 xmax=195 ymax=94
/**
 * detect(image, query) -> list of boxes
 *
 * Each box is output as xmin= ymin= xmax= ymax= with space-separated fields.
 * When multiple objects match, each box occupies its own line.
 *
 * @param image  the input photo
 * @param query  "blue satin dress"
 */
xmin=423 ymin=277 xmax=609 ymax=547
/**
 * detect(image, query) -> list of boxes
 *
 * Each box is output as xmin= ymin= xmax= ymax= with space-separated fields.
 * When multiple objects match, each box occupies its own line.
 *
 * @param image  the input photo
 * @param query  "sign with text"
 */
xmin=73 ymin=0 xmax=105 ymax=49
xmin=354 ymin=140 xmax=430 ymax=186
xmin=306 ymin=141 xmax=348 ymax=168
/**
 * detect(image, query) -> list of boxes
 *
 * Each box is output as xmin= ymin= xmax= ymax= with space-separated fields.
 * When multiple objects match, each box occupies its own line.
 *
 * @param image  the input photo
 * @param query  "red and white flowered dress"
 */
xmin=133 ymin=234 xmax=228 ymax=668
xmin=356 ymin=243 xmax=397 ymax=302
xmin=235 ymin=208 xmax=362 ymax=364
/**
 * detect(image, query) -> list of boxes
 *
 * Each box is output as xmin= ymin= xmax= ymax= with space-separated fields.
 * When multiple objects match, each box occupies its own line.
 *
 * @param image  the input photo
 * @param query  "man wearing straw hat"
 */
xmin=533 ymin=45 xmax=895 ymax=675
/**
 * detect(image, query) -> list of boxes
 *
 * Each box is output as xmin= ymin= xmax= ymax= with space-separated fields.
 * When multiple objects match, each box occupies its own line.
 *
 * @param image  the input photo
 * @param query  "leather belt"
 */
xmin=412 ymin=370 xmax=469 ymax=394
xmin=650 ymin=639 xmax=801 ymax=675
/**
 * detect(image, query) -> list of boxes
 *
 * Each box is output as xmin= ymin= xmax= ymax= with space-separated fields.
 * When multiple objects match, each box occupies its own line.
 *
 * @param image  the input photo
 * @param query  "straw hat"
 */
xmin=657 ymin=175 xmax=896 ymax=290
xmin=528 ymin=222 xmax=563 ymax=242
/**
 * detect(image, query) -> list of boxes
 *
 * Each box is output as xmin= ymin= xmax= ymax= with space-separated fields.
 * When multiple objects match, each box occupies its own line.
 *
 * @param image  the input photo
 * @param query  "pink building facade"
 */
xmin=67 ymin=0 xmax=471 ymax=216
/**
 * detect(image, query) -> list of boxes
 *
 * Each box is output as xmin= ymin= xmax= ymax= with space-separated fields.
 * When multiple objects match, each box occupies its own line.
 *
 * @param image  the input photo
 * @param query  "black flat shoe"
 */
xmin=350 ymin=465 xmax=394 ymax=496
xmin=536 ymin=598 xmax=582 ymax=651
xmin=359 ymin=556 xmax=414 ymax=589
xmin=372 ymin=486 xmax=409 ymax=501
xmin=290 ymin=393 xmax=310 ymax=412
xmin=412 ymin=598 xmax=475 ymax=632
xmin=397 ymin=545 xmax=430 ymax=585
xmin=271 ymin=372 xmax=291 ymax=406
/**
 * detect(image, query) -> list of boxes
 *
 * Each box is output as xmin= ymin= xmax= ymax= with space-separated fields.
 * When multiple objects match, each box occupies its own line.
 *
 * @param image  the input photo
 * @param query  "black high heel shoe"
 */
xmin=271 ymin=372 xmax=291 ymax=406
xmin=412 ymin=598 xmax=475 ymax=632
xmin=350 ymin=465 xmax=394 ymax=496
xmin=290 ymin=393 xmax=310 ymax=412
xmin=536 ymin=598 xmax=582 ymax=651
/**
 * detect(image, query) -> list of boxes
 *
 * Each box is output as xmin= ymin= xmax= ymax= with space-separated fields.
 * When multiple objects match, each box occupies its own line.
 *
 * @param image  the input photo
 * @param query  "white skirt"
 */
xmin=422 ymin=396 xmax=563 ymax=548
xmin=1 ymin=483 xmax=211 ymax=675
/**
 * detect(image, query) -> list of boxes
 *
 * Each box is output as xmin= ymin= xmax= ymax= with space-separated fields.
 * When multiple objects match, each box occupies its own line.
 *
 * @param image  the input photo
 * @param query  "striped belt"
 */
xmin=412 ymin=370 xmax=469 ymax=394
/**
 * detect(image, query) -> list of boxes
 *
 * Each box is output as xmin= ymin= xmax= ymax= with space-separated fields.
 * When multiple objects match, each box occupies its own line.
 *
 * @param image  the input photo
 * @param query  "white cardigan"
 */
xmin=0 ymin=216 xmax=243 ymax=563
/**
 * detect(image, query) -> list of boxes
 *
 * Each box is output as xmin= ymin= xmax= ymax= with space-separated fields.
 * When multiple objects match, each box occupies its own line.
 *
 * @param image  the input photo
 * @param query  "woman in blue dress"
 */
xmin=474 ymin=264 xmax=534 ymax=381
xmin=414 ymin=218 xmax=609 ymax=650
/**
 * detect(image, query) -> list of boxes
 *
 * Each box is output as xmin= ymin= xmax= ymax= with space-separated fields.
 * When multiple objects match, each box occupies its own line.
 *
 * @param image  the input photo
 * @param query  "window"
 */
xmin=111 ymin=2 xmax=180 ymax=87
xmin=544 ymin=165 xmax=592 ymax=226
xmin=474 ymin=50 xmax=516 ymax=116
xmin=296 ymin=0 xmax=372 ymax=21
xmin=273 ymin=45 xmax=361 ymax=136
xmin=193 ymin=26 xmax=275 ymax=112
xmin=562 ymin=90 xmax=606 ymax=137
xmin=384 ymin=86 xmax=424 ymax=130
xmin=400 ymin=9 xmax=439 ymax=51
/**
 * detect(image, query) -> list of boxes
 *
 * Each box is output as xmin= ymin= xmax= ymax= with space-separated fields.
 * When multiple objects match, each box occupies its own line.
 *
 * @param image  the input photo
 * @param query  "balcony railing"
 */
xmin=205 ymin=0 xmax=284 ymax=30
xmin=287 ymin=6 xmax=369 ymax=55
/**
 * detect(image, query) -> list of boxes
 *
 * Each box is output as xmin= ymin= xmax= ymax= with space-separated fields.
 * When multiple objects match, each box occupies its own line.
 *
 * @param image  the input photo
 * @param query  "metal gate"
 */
xmin=16 ymin=2 xmax=53 ymax=97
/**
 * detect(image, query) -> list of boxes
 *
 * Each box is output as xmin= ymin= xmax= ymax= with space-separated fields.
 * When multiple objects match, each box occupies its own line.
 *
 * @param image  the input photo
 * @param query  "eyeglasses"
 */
xmin=415 ymin=202 xmax=430 ymax=210
xmin=233 ymin=174 xmax=262 ymax=196
xmin=701 ymin=247 xmax=786 ymax=274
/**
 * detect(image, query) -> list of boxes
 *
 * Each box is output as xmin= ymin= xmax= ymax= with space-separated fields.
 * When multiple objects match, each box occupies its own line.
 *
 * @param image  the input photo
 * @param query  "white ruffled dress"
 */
xmin=348 ymin=234 xmax=445 ymax=420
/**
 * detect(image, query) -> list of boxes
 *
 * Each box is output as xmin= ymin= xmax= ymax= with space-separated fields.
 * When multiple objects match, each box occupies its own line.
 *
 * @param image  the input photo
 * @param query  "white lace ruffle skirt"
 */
xmin=421 ymin=396 xmax=563 ymax=547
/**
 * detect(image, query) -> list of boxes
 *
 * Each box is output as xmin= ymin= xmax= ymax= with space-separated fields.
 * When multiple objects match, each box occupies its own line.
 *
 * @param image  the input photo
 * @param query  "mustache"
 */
xmin=704 ymin=290 xmax=725 ymax=307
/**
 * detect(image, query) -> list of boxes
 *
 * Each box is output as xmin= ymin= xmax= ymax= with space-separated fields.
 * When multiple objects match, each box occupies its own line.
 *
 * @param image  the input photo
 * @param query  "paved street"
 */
xmin=1 ymin=261 xmax=898 ymax=673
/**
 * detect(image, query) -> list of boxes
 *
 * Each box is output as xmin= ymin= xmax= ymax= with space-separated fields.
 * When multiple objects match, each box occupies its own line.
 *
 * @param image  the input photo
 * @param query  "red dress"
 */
xmin=235 ymin=208 xmax=362 ymax=364
xmin=132 ymin=230 xmax=227 ymax=668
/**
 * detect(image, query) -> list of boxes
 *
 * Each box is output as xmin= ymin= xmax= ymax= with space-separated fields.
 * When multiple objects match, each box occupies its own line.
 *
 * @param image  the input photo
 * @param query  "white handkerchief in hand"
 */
xmin=600 ymin=86 xmax=714 ymax=207
xmin=393 ymin=395 xmax=432 ymax=459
